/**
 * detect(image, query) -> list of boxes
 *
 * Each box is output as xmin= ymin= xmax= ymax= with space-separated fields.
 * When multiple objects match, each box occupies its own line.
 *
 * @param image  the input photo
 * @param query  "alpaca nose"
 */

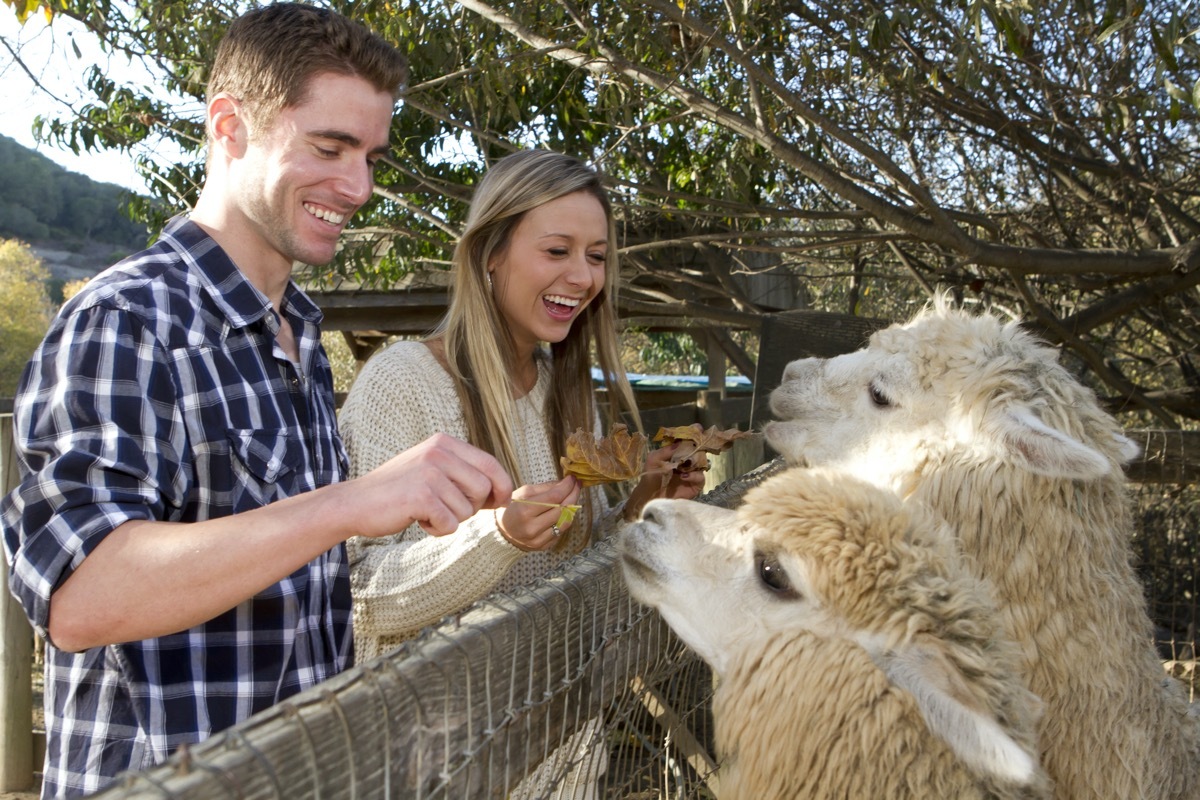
xmin=781 ymin=358 xmax=816 ymax=383
xmin=640 ymin=502 xmax=663 ymax=525
xmin=639 ymin=500 xmax=672 ymax=528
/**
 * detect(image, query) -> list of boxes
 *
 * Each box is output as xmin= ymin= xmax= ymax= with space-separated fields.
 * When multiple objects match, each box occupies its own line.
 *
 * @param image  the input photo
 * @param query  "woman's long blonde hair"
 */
xmin=434 ymin=150 xmax=640 ymax=546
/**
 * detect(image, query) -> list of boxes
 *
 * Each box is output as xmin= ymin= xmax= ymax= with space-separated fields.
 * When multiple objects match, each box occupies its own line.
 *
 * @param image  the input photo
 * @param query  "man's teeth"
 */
xmin=544 ymin=294 xmax=580 ymax=307
xmin=304 ymin=204 xmax=345 ymax=225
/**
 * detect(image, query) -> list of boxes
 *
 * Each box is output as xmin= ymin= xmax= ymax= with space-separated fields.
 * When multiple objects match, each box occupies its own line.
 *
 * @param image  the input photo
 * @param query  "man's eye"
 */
xmin=756 ymin=553 xmax=798 ymax=598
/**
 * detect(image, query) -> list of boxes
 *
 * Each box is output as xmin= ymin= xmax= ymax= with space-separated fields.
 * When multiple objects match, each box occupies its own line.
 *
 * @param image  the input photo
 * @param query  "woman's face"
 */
xmin=489 ymin=190 xmax=609 ymax=354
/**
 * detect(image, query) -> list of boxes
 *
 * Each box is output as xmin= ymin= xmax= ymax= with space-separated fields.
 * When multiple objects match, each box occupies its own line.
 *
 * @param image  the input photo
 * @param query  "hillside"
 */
xmin=0 ymin=133 xmax=151 ymax=280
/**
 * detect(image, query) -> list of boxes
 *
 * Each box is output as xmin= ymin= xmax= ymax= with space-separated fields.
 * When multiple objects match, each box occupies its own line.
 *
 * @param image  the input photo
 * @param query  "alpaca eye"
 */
xmin=756 ymin=553 xmax=798 ymax=598
xmin=868 ymin=382 xmax=891 ymax=407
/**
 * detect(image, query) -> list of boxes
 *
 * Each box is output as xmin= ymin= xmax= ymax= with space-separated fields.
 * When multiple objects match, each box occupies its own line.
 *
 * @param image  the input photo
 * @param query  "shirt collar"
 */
xmin=159 ymin=216 xmax=324 ymax=329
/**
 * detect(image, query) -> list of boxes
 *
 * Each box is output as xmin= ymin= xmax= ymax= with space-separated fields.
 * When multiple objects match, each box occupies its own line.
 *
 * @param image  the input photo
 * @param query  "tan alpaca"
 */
xmin=621 ymin=467 xmax=1050 ymax=800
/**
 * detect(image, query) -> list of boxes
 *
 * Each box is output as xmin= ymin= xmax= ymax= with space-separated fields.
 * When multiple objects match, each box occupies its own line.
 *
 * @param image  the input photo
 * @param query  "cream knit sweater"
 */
xmin=338 ymin=341 xmax=603 ymax=663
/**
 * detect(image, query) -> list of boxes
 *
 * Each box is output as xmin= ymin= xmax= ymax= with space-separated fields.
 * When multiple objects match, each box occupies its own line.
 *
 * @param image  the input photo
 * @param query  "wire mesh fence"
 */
xmin=84 ymin=538 xmax=718 ymax=800
xmin=82 ymin=464 xmax=783 ymax=800
xmin=1133 ymin=485 xmax=1200 ymax=698
xmin=1126 ymin=430 xmax=1200 ymax=686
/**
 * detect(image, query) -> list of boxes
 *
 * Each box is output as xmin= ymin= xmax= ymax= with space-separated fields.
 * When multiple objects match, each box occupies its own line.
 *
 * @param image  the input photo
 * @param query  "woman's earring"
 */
xmin=487 ymin=272 xmax=494 ymax=291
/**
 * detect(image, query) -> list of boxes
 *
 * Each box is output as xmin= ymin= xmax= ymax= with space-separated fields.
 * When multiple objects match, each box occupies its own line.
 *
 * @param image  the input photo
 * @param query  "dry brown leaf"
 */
xmin=653 ymin=425 xmax=752 ymax=471
xmin=561 ymin=424 xmax=647 ymax=486
xmin=654 ymin=424 xmax=753 ymax=452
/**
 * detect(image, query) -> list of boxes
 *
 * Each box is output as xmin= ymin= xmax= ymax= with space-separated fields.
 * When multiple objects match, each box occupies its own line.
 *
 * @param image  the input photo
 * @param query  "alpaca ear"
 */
xmin=995 ymin=407 xmax=1111 ymax=479
xmin=1113 ymin=431 xmax=1141 ymax=465
xmin=873 ymin=645 xmax=1038 ymax=786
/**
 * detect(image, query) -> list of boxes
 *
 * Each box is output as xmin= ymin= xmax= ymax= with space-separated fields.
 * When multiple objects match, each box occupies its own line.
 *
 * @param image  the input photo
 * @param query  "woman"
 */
xmin=338 ymin=149 xmax=703 ymax=662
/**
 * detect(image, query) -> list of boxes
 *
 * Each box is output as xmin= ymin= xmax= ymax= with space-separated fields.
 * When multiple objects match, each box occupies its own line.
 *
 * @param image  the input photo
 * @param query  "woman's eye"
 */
xmin=588 ymin=252 xmax=606 ymax=264
xmin=869 ymin=383 xmax=891 ymax=407
xmin=756 ymin=553 xmax=797 ymax=597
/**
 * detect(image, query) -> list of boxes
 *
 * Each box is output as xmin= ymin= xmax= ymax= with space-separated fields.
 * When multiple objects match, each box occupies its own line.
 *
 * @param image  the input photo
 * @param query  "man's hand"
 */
xmin=351 ymin=433 xmax=514 ymax=537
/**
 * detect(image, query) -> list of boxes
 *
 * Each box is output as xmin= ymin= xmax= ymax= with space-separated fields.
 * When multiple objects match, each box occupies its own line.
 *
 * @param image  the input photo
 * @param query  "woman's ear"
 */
xmin=207 ymin=93 xmax=249 ymax=159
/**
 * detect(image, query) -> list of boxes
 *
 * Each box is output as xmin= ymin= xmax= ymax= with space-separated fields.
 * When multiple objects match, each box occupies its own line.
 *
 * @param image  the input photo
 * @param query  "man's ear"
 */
xmin=207 ymin=93 xmax=249 ymax=159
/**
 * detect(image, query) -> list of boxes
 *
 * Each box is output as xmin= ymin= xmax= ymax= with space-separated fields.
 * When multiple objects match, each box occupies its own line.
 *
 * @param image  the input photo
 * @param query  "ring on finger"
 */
xmin=551 ymin=524 xmax=562 ymax=537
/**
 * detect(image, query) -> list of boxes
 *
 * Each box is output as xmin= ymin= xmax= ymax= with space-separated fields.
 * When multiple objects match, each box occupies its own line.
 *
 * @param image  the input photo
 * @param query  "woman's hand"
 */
xmin=623 ymin=433 xmax=709 ymax=520
xmin=495 ymin=475 xmax=581 ymax=552
xmin=647 ymin=442 xmax=708 ymax=500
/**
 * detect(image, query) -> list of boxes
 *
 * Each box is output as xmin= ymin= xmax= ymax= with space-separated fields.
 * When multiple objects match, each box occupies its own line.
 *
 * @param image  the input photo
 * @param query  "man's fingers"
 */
xmin=355 ymin=434 xmax=517 ymax=539
xmin=429 ymin=433 xmax=514 ymax=505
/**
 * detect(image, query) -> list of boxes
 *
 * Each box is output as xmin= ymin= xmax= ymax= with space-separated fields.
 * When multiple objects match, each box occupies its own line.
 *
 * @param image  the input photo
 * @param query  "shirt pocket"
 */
xmin=227 ymin=428 xmax=304 ymax=508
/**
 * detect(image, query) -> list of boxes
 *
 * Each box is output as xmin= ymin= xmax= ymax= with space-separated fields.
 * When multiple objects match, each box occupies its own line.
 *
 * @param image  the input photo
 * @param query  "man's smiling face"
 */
xmin=234 ymin=71 xmax=394 ymax=270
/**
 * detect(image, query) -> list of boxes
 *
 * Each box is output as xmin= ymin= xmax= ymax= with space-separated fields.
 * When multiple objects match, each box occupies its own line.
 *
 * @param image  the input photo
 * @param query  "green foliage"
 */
xmin=0 ymin=135 xmax=149 ymax=248
xmin=322 ymin=331 xmax=359 ymax=396
xmin=10 ymin=0 xmax=1200 ymax=423
xmin=3 ymin=0 xmax=51 ymax=24
xmin=624 ymin=331 xmax=707 ymax=377
xmin=0 ymin=239 xmax=54 ymax=396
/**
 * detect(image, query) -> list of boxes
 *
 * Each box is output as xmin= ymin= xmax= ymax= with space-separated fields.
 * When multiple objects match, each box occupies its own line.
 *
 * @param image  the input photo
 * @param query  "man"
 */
xmin=0 ymin=5 xmax=512 ymax=797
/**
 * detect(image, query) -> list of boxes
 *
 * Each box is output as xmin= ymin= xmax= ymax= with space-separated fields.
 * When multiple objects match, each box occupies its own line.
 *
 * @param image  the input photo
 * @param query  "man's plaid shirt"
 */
xmin=1 ymin=217 xmax=354 ymax=798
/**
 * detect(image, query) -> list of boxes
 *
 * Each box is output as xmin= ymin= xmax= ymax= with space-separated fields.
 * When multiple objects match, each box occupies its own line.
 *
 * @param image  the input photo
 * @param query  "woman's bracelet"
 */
xmin=494 ymin=508 xmax=538 ymax=553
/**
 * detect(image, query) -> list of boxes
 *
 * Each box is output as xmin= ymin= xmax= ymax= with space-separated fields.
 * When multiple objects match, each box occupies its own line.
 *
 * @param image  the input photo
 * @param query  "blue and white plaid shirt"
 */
xmin=1 ymin=217 xmax=353 ymax=799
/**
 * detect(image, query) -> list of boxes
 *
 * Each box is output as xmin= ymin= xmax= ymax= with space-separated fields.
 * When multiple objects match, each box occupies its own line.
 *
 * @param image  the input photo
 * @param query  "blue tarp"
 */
xmin=592 ymin=368 xmax=752 ymax=392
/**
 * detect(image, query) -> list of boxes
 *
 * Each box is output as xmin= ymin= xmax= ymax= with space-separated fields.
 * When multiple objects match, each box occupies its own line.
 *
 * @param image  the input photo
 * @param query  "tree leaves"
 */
xmin=560 ymin=423 xmax=752 ymax=488
xmin=654 ymin=424 xmax=753 ymax=473
xmin=4 ymin=0 xmax=54 ymax=24
xmin=0 ymin=239 xmax=55 ymax=395
xmin=560 ymin=424 xmax=648 ymax=486
xmin=21 ymin=0 xmax=1200 ymax=424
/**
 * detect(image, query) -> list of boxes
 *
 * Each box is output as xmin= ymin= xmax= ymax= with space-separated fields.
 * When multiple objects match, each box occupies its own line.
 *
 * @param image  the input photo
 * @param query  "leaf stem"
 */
xmin=511 ymin=499 xmax=574 ymax=509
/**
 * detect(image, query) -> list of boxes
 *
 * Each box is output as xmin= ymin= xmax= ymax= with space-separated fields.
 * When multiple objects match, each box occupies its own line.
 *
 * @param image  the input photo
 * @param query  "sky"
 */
xmin=0 ymin=10 xmax=180 ymax=195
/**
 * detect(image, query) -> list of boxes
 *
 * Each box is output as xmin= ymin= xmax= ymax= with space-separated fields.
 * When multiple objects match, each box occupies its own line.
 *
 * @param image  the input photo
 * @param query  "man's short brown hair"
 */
xmin=207 ymin=3 xmax=408 ymax=134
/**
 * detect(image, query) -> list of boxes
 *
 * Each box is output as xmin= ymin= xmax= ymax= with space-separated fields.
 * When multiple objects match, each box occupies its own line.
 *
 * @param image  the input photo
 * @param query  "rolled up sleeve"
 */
xmin=2 ymin=301 xmax=187 ymax=638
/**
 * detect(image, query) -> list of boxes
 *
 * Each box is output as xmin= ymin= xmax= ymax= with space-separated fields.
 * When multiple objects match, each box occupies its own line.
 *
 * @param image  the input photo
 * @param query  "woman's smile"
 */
xmin=489 ymin=190 xmax=608 ymax=353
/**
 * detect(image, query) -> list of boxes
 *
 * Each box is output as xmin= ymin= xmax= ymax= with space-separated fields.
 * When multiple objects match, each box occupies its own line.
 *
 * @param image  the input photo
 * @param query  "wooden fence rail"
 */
xmin=2 ymin=412 xmax=34 ymax=792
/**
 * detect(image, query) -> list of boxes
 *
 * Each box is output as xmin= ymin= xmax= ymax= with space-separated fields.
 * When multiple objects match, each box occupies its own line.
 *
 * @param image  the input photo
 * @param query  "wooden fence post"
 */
xmin=1 ymin=412 xmax=35 ymax=791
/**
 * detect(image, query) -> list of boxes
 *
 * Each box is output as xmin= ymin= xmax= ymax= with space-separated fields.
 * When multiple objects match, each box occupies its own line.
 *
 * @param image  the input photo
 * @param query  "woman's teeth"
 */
xmin=304 ymin=204 xmax=345 ymax=225
xmin=544 ymin=294 xmax=580 ymax=308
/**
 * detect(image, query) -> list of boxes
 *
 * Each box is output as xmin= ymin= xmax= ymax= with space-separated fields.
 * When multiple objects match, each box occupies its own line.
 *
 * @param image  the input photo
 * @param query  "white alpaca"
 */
xmin=765 ymin=297 xmax=1200 ymax=800
xmin=620 ymin=467 xmax=1050 ymax=800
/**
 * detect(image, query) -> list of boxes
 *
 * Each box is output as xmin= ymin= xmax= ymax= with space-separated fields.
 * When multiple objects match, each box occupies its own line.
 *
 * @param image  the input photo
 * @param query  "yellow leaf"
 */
xmin=511 ymin=497 xmax=582 ymax=529
xmin=555 ymin=504 xmax=580 ymax=529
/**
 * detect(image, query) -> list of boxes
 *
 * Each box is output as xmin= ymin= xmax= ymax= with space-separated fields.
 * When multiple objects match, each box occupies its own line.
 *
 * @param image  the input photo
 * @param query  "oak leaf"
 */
xmin=561 ymin=424 xmax=647 ymax=486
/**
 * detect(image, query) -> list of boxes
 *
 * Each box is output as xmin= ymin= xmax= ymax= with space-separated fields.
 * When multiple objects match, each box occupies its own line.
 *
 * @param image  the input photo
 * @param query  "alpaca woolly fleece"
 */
xmin=765 ymin=296 xmax=1200 ymax=800
xmin=620 ymin=467 xmax=1050 ymax=800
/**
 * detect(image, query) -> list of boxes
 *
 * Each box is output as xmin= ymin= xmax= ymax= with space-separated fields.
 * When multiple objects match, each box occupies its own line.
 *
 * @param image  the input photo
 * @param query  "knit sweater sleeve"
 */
xmin=338 ymin=342 xmax=524 ymax=661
